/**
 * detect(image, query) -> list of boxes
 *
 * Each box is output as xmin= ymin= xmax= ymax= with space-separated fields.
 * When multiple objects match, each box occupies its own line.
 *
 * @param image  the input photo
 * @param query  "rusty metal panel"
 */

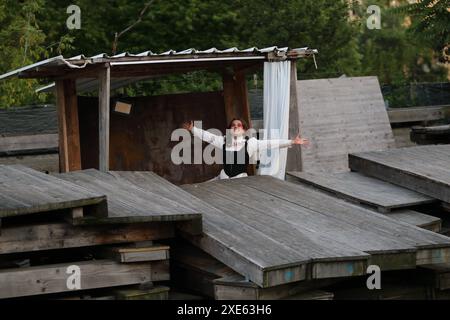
xmin=78 ymin=91 xmax=226 ymax=184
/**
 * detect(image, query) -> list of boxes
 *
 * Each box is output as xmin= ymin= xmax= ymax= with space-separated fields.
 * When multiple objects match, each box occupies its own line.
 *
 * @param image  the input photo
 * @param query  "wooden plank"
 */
xmin=0 ymin=259 xmax=169 ymax=299
xmin=98 ymin=65 xmax=111 ymax=172
xmin=172 ymin=242 xmax=340 ymax=300
xmin=0 ymin=222 xmax=174 ymax=255
xmin=349 ymin=144 xmax=450 ymax=203
xmin=286 ymin=171 xmax=435 ymax=211
xmin=0 ymin=165 xmax=106 ymax=219
xmin=387 ymin=106 xmax=449 ymax=124
xmin=55 ymin=169 xmax=202 ymax=228
xmin=114 ymin=286 xmax=170 ymax=300
xmin=296 ymin=76 xmax=395 ymax=173
xmin=236 ymin=176 xmax=450 ymax=266
xmin=387 ymin=210 xmax=442 ymax=233
xmin=102 ymin=244 xmax=170 ymax=263
xmin=0 ymin=134 xmax=58 ymax=155
xmin=55 ymin=80 xmax=69 ymax=172
xmin=0 ymin=153 xmax=59 ymax=173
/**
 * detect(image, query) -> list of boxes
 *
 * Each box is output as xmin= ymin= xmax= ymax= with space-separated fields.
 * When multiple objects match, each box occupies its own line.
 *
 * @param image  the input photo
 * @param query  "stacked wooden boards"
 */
xmin=0 ymin=165 xmax=203 ymax=299
xmin=181 ymin=176 xmax=450 ymax=289
xmin=287 ymin=171 xmax=441 ymax=232
xmin=294 ymin=76 xmax=396 ymax=173
xmin=349 ymin=144 xmax=450 ymax=204
xmin=55 ymin=169 xmax=202 ymax=231
xmin=171 ymin=242 xmax=335 ymax=300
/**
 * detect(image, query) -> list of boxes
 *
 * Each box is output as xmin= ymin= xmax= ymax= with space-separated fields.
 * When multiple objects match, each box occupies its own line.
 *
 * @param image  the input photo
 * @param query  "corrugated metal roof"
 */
xmin=0 ymin=46 xmax=318 ymax=93
xmin=66 ymin=46 xmax=293 ymax=61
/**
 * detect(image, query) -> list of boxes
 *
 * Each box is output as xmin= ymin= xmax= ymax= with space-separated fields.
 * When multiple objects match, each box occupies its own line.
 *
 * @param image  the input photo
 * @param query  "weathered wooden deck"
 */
xmin=287 ymin=171 xmax=435 ymax=212
xmin=286 ymin=171 xmax=441 ymax=231
xmin=55 ymin=169 xmax=202 ymax=230
xmin=349 ymin=144 xmax=450 ymax=203
xmin=0 ymin=164 xmax=106 ymax=220
xmin=182 ymin=176 xmax=450 ymax=287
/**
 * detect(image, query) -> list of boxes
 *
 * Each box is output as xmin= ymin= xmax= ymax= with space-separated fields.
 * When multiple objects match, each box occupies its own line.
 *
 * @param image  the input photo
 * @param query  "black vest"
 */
xmin=222 ymin=137 xmax=250 ymax=177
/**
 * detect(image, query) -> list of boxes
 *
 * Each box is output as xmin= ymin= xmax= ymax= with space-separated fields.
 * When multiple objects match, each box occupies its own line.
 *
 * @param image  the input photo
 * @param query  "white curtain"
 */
xmin=258 ymin=60 xmax=291 ymax=180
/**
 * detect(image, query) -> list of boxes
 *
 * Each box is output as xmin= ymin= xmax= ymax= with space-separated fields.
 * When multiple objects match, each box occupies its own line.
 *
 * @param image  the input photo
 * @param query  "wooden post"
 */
xmin=233 ymin=70 xmax=255 ymax=175
xmin=234 ymin=70 xmax=252 ymax=129
xmin=55 ymin=79 xmax=81 ymax=173
xmin=286 ymin=60 xmax=302 ymax=172
xmin=222 ymin=72 xmax=236 ymax=124
xmin=98 ymin=65 xmax=111 ymax=172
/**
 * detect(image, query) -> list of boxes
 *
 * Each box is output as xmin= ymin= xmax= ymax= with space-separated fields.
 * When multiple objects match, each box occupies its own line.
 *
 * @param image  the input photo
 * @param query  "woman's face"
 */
xmin=230 ymin=120 xmax=245 ymax=136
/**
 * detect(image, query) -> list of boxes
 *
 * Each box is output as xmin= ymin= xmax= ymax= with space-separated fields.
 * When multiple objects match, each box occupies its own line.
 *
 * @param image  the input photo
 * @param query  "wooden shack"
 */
xmin=0 ymin=47 xmax=317 ymax=184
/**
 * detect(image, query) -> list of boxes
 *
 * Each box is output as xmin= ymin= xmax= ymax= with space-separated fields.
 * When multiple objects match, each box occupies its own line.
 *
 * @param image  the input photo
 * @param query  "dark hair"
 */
xmin=227 ymin=118 xmax=249 ymax=130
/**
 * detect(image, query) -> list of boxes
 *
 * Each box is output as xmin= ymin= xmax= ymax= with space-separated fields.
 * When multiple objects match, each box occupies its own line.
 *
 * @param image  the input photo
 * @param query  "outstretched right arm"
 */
xmin=183 ymin=121 xmax=224 ymax=149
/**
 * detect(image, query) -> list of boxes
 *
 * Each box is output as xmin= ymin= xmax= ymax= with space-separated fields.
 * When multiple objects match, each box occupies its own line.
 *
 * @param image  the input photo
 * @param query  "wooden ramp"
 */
xmin=182 ymin=176 xmax=450 ymax=287
xmin=0 ymin=164 xmax=106 ymax=223
xmin=287 ymin=171 xmax=435 ymax=212
xmin=294 ymin=76 xmax=395 ymax=173
xmin=349 ymin=144 xmax=450 ymax=203
xmin=55 ymin=169 xmax=202 ymax=231
xmin=286 ymin=171 xmax=441 ymax=231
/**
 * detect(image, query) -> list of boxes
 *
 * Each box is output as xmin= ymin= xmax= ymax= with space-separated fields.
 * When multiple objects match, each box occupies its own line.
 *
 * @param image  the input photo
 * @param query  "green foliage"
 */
xmin=393 ymin=0 xmax=450 ymax=54
xmin=0 ymin=0 xmax=448 ymax=108
xmin=0 ymin=0 xmax=49 ymax=108
xmin=355 ymin=0 xmax=447 ymax=85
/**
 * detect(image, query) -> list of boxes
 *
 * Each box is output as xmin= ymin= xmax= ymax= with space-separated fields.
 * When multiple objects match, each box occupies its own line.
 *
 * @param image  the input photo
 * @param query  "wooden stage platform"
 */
xmin=349 ymin=144 xmax=450 ymax=204
xmin=55 ymin=169 xmax=202 ymax=229
xmin=286 ymin=171 xmax=441 ymax=232
xmin=0 ymin=165 xmax=106 ymax=219
xmin=183 ymin=176 xmax=450 ymax=287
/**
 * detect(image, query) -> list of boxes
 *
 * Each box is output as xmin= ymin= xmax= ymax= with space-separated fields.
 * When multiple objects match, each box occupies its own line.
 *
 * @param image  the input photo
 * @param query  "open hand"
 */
xmin=292 ymin=134 xmax=309 ymax=146
xmin=182 ymin=120 xmax=193 ymax=131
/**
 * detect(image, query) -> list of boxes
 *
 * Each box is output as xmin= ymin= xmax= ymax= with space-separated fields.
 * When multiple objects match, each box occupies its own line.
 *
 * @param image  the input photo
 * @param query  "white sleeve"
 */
xmin=247 ymin=137 xmax=292 ymax=158
xmin=192 ymin=126 xmax=224 ymax=149
xmin=255 ymin=138 xmax=293 ymax=152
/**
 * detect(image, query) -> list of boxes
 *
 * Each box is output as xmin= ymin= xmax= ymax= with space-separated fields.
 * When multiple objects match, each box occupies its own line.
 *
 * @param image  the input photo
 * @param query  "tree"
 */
xmin=395 ymin=0 xmax=450 ymax=61
xmin=355 ymin=0 xmax=447 ymax=85
xmin=0 ymin=0 xmax=48 ymax=108
xmin=233 ymin=0 xmax=362 ymax=78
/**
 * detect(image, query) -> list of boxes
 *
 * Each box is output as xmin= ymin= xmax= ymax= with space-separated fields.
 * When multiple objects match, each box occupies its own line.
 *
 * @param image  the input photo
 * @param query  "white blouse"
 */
xmin=192 ymin=126 xmax=293 ymax=179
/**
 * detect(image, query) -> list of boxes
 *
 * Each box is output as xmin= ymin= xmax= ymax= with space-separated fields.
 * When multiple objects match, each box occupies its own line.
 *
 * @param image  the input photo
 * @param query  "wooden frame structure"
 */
xmin=0 ymin=47 xmax=317 ymax=173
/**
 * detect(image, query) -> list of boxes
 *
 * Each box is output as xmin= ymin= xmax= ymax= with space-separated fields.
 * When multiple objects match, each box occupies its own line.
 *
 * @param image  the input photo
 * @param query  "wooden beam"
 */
xmin=234 ymin=70 xmax=251 ymax=129
xmin=222 ymin=72 xmax=236 ymax=124
xmin=100 ymin=244 xmax=170 ymax=263
xmin=0 ymin=259 xmax=168 ymax=299
xmin=98 ymin=65 xmax=111 ymax=172
xmin=0 ymin=222 xmax=174 ymax=255
xmin=233 ymin=69 xmax=255 ymax=175
xmin=286 ymin=61 xmax=302 ymax=172
xmin=0 ymin=134 xmax=58 ymax=155
xmin=55 ymin=79 xmax=81 ymax=172
xmin=56 ymin=80 xmax=69 ymax=172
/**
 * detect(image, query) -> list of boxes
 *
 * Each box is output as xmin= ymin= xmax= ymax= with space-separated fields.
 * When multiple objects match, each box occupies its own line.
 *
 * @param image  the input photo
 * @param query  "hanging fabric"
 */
xmin=258 ymin=60 xmax=291 ymax=180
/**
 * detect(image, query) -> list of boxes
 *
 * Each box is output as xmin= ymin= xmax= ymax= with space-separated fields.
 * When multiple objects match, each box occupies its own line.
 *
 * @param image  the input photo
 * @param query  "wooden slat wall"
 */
xmin=77 ymin=91 xmax=227 ymax=185
xmin=296 ymin=76 xmax=395 ymax=173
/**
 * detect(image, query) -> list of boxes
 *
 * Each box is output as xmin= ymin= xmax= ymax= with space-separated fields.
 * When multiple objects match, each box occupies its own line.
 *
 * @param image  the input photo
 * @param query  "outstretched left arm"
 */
xmin=247 ymin=134 xmax=309 ymax=157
